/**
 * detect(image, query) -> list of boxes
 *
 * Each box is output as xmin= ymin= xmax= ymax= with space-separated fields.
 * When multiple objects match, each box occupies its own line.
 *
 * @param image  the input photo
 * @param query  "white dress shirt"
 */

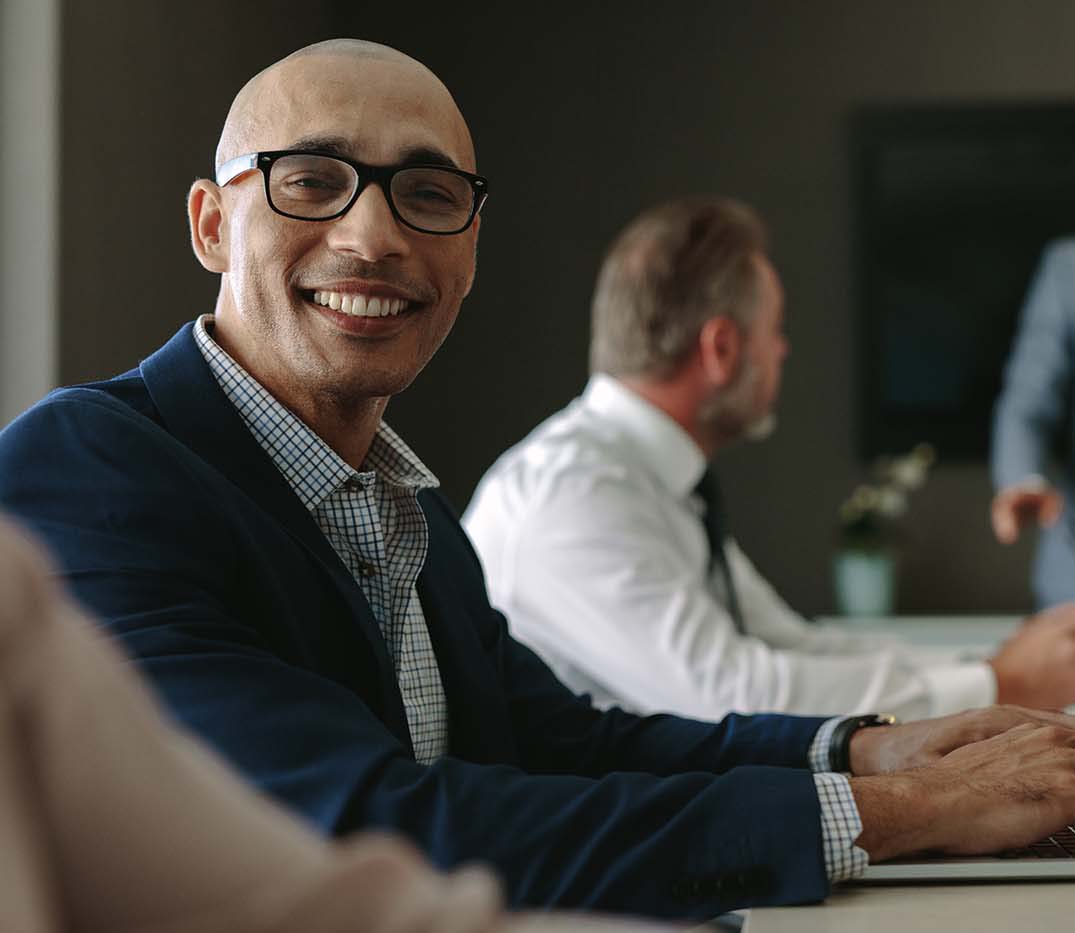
xmin=463 ymin=374 xmax=995 ymax=722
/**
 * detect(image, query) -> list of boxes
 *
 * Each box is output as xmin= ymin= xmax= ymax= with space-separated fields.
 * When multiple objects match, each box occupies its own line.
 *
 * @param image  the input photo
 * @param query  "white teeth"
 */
xmin=310 ymin=290 xmax=408 ymax=318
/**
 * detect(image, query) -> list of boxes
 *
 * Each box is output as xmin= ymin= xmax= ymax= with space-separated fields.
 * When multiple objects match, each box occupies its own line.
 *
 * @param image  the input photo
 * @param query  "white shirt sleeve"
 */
xmin=468 ymin=464 xmax=994 ymax=723
xmin=727 ymin=541 xmax=996 ymax=718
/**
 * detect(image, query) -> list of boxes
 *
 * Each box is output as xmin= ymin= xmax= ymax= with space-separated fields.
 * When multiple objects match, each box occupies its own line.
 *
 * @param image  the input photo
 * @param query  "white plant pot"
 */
xmin=833 ymin=549 xmax=898 ymax=617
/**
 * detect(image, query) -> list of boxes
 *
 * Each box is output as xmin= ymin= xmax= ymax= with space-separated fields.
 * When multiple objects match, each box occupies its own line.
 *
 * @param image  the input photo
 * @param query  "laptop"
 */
xmin=857 ymin=824 xmax=1075 ymax=882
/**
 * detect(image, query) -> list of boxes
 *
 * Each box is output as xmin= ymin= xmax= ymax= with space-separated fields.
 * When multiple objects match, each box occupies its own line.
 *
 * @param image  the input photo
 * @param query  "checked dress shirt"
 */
xmin=195 ymin=314 xmax=447 ymax=764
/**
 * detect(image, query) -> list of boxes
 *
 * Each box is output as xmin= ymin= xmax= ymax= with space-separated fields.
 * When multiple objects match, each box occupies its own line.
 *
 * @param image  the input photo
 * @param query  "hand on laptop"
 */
xmin=851 ymin=720 xmax=1075 ymax=863
xmin=987 ymin=602 xmax=1075 ymax=708
xmin=850 ymin=704 xmax=1075 ymax=774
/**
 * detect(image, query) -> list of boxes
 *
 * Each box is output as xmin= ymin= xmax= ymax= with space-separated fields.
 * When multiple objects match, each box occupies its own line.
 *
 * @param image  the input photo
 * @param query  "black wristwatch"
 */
xmin=828 ymin=713 xmax=898 ymax=774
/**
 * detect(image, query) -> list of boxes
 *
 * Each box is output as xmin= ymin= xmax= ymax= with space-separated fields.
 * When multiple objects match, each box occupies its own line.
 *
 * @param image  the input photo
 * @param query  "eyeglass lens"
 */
xmin=267 ymin=153 xmax=476 ymax=232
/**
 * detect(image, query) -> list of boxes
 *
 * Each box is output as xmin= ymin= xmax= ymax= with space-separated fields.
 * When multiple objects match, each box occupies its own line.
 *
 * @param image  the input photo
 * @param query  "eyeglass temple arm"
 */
xmin=216 ymin=153 xmax=260 ymax=187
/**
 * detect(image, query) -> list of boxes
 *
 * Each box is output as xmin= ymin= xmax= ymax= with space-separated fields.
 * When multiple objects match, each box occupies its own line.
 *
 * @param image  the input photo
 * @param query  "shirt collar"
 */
xmin=582 ymin=373 xmax=706 ymax=499
xmin=193 ymin=314 xmax=438 ymax=512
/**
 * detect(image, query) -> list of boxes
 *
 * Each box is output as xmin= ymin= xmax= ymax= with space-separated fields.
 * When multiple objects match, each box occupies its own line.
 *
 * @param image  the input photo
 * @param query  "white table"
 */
xmin=743 ymin=881 xmax=1071 ymax=932
xmin=816 ymin=614 xmax=1022 ymax=659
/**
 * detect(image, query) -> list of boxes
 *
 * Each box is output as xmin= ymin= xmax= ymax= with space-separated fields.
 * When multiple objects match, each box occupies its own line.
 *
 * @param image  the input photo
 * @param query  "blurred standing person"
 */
xmin=992 ymin=239 xmax=1075 ymax=607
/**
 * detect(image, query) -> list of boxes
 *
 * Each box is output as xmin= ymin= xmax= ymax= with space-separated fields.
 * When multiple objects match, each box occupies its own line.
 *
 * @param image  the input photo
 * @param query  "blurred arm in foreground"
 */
xmin=0 ymin=513 xmax=666 ymax=933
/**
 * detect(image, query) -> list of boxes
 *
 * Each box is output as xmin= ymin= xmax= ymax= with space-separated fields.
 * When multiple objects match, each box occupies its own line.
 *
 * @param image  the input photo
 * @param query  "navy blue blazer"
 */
xmin=0 ymin=323 xmax=831 ymax=919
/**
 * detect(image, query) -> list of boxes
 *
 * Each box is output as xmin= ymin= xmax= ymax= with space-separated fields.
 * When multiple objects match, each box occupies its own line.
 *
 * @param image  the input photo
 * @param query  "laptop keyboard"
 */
xmin=1004 ymin=825 xmax=1075 ymax=859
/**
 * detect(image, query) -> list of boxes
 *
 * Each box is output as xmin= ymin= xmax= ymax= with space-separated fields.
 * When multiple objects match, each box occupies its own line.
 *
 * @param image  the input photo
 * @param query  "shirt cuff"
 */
xmin=807 ymin=716 xmax=843 ymax=772
xmin=813 ymin=772 xmax=869 ymax=883
xmin=920 ymin=661 xmax=996 ymax=715
xmin=1000 ymin=474 xmax=1049 ymax=493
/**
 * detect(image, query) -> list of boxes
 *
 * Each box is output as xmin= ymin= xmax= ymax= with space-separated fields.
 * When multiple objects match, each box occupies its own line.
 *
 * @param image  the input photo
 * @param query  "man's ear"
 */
xmin=188 ymin=179 xmax=229 ymax=274
xmin=697 ymin=315 xmax=742 ymax=388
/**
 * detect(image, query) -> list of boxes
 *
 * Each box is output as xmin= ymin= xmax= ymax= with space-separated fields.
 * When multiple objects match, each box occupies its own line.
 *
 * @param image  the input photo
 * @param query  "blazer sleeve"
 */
xmin=992 ymin=239 xmax=1075 ymax=489
xmin=0 ymin=392 xmax=831 ymax=920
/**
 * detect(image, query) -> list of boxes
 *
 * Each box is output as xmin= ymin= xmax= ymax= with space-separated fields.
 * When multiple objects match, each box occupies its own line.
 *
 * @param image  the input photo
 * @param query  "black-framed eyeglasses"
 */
xmin=215 ymin=149 xmax=489 ymax=235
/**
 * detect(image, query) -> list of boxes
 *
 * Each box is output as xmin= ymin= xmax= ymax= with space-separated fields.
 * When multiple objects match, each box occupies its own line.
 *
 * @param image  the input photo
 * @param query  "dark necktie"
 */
xmin=694 ymin=468 xmax=745 ymax=634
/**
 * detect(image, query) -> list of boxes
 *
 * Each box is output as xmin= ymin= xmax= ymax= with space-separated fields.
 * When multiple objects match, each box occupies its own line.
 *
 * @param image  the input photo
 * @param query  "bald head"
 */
xmin=188 ymin=37 xmax=484 ymax=440
xmin=214 ymin=39 xmax=474 ymax=172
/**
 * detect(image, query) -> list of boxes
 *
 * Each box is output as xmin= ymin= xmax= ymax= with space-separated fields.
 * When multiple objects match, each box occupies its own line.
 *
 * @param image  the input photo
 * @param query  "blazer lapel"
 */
xmin=417 ymin=491 xmax=517 ymax=763
xmin=138 ymin=323 xmax=411 ymax=745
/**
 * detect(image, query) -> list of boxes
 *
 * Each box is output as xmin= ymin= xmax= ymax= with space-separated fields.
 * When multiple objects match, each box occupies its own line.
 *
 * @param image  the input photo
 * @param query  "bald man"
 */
xmin=6 ymin=39 xmax=1075 ymax=924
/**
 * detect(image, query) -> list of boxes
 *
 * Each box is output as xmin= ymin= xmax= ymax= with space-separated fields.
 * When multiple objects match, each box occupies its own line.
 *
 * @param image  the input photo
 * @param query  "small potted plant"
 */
xmin=833 ymin=443 xmax=936 ymax=616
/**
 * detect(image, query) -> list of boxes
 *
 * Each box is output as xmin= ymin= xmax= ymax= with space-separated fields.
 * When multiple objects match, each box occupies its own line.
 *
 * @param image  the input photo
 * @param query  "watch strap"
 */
xmin=828 ymin=713 xmax=898 ymax=773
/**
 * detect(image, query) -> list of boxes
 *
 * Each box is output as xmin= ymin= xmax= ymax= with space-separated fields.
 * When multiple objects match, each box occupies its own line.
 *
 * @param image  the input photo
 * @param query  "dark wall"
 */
xmin=60 ymin=1 xmax=338 ymax=382
xmin=62 ymin=0 xmax=1075 ymax=614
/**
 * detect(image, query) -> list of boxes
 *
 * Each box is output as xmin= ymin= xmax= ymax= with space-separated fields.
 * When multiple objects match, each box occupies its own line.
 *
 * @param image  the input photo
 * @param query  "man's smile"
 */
xmin=311 ymin=289 xmax=410 ymax=317
xmin=298 ymin=285 xmax=425 ymax=336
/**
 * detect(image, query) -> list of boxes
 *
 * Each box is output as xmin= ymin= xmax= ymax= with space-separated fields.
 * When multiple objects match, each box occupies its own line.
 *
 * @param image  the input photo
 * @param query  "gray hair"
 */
xmin=589 ymin=197 xmax=768 ymax=379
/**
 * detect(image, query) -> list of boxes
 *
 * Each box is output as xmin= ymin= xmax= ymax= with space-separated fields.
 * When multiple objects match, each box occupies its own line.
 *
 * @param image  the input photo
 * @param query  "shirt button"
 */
xmin=344 ymin=477 xmax=365 ymax=492
xmin=357 ymin=561 xmax=378 ymax=577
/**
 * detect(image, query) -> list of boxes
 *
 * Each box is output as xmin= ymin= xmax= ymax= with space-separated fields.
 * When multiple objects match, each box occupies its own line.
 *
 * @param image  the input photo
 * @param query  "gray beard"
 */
xmin=744 ymin=412 xmax=777 ymax=442
xmin=698 ymin=362 xmax=776 ymax=446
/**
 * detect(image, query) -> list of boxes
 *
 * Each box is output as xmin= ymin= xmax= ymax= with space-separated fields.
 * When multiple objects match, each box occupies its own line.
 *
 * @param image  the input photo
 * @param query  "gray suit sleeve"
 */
xmin=992 ymin=239 xmax=1075 ymax=490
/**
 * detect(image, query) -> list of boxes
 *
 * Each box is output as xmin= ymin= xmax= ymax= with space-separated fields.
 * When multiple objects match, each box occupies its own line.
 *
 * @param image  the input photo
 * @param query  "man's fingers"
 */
xmin=985 ymin=705 xmax=1071 ymax=733
xmin=993 ymin=489 xmax=1063 ymax=542
xmin=1019 ymin=708 xmax=1075 ymax=729
xmin=1041 ymin=491 xmax=1065 ymax=527
xmin=999 ymin=723 xmax=1075 ymax=756
xmin=992 ymin=497 xmax=1019 ymax=543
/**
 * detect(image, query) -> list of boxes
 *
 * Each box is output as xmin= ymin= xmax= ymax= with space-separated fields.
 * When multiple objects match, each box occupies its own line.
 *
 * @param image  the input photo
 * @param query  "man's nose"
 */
xmin=324 ymin=182 xmax=411 ymax=261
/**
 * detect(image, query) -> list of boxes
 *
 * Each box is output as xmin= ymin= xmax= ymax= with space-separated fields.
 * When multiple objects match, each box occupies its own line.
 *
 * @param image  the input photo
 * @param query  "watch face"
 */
xmin=865 ymin=714 xmax=899 ymax=728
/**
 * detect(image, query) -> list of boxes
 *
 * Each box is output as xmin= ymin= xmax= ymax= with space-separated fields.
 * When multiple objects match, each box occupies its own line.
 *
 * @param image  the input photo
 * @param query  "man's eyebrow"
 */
xmin=395 ymin=146 xmax=459 ymax=170
xmin=285 ymin=135 xmax=354 ymax=157
xmin=282 ymin=136 xmax=460 ymax=170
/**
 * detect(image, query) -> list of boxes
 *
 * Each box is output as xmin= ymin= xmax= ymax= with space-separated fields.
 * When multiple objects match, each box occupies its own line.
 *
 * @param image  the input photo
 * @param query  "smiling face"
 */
xmin=190 ymin=44 xmax=480 ymax=415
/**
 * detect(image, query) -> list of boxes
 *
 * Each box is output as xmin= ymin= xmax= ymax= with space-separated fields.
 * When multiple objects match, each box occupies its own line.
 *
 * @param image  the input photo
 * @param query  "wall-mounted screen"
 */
xmin=851 ymin=103 xmax=1075 ymax=460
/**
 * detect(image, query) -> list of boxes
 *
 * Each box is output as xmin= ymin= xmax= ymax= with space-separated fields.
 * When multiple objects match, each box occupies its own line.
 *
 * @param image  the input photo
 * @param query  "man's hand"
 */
xmin=852 ymin=722 xmax=1075 ymax=863
xmin=849 ymin=704 xmax=1075 ymax=775
xmin=987 ymin=603 xmax=1075 ymax=708
xmin=991 ymin=483 xmax=1063 ymax=544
